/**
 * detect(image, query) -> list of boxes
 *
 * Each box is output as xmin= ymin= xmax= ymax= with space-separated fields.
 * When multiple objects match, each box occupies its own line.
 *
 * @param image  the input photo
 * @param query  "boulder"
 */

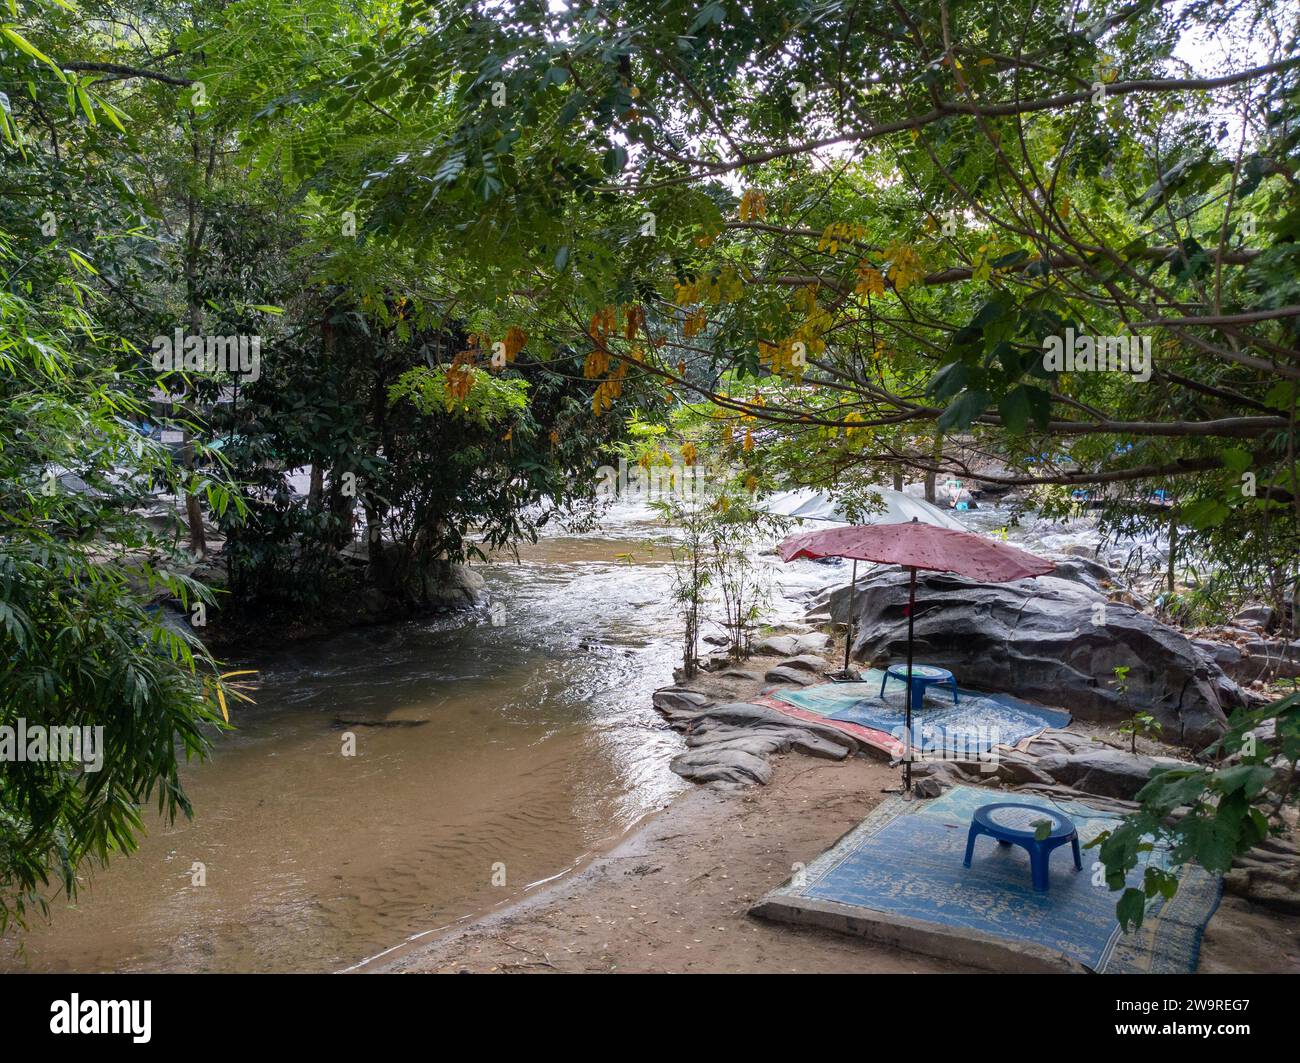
xmin=717 ymin=668 xmax=765 ymax=682
xmin=827 ymin=568 xmax=1244 ymax=749
xmin=651 ymin=688 xmax=713 ymax=716
xmin=753 ymin=634 xmax=799 ymax=657
xmin=774 ymin=654 xmax=827 ymax=673
xmin=1233 ymin=604 xmax=1276 ymax=628
xmin=763 ymin=665 xmax=816 ymax=686
xmin=687 ymin=703 xmax=859 ymax=752
xmin=684 ymin=723 xmax=850 ymax=762
xmin=434 ymin=563 xmax=487 ymax=608
xmin=1045 ymin=555 xmax=1122 ymax=594
xmin=1241 ymin=639 xmax=1300 ymax=680
xmin=913 ymin=774 xmax=950 ymax=798
xmin=651 ymin=696 xmax=859 ymax=787
xmin=1033 ymin=749 xmax=1180 ymax=800
xmin=793 ymin=631 xmax=832 ymax=655
xmin=1192 ymin=638 xmax=1245 ymax=675
xmin=670 ymin=746 xmax=773 ymax=786
xmin=366 ymin=544 xmax=488 ymax=610
xmin=685 ymin=727 xmax=791 ymax=758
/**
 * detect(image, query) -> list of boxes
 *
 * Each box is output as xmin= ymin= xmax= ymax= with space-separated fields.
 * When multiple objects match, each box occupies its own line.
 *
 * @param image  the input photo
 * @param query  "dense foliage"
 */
xmin=2 ymin=0 xmax=1298 ymax=932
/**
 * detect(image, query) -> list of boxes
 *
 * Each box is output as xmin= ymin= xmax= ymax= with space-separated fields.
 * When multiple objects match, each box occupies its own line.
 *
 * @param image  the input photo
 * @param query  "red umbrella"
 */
xmin=777 ymin=518 xmax=1054 ymax=791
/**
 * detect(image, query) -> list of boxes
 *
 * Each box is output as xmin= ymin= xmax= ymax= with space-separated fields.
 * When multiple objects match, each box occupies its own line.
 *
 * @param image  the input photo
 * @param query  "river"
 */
xmin=0 ymin=496 xmax=1136 ymax=972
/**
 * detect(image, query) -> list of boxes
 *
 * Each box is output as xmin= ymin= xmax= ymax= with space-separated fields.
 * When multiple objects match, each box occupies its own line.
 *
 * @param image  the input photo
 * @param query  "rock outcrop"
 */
xmin=818 ymin=567 xmax=1245 ymax=749
xmin=652 ymin=690 xmax=859 ymax=787
xmin=1193 ymin=634 xmax=1300 ymax=683
xmin=911 ymin=727 xmax=1183 ymax=801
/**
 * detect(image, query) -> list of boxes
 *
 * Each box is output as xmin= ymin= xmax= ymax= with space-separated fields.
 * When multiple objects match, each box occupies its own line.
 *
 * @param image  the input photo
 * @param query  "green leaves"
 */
xmin=1166 ymin=237 xmax=1209 ymax=282
xmin=390 ymin=364 xmax=530 ymax=425
xmin=998 ymin=384 xmax=1051 ymax=434
xmin=1135 ymin=153 xmax=1230 ymax=222
xmin=1181 ymin=496 xmax=1230 ymax=530
xmin=1091 ymin=693 xmax=1300 ymax=932
xmin=0 ymin=23 xmax=65 ymax=81
xmin=1115 ymin=886 xmax=1147 ymax=932
xmin=602 ymin=144 xmax=628 ymax=175
xmin=937 ymin=388 xmax=991 ymax=431
xmin=0 ymin=250 xmax=234 ymax=930
xmin=931 ymin=290 xmax=1053 ymax=432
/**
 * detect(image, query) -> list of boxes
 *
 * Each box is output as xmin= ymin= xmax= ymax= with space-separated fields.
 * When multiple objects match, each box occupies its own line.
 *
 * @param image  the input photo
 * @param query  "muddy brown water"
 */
xmin=1 ymin=499 xmax=1113 ymax=972
xmin=2 ymin=511 xmax=704 ymax=972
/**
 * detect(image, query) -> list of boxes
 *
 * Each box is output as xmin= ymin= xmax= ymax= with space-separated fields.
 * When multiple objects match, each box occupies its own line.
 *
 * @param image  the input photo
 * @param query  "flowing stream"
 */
xmin=0 ymin=497 xmax=1131 ymax=972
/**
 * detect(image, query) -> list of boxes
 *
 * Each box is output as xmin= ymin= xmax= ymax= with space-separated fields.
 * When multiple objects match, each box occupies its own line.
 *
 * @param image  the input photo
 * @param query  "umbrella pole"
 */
xmin=904 ymin=565 xmax=917 ymax=795
xmin=843 ymin=559 xmax=858 ymax=673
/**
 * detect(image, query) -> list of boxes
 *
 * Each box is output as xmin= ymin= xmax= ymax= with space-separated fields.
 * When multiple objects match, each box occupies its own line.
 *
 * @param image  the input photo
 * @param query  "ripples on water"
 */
xmin=3 ymin=505 xmax=696 ymax=972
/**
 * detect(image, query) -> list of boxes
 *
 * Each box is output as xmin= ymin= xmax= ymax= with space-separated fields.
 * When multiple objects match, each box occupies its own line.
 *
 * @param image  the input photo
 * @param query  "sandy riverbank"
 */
xmin=360 ymin=647 xmax=1299 ymax=975
xmin=362 ymin=738 xmax=1298 ymax=974
xmin=366 ymin=752 xmax=978 ymax=973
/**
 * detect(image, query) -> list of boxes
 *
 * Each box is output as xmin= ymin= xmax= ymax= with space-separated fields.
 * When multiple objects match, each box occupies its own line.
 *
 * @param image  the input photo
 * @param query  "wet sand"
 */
xmin=368 ymin=746 xmax=1300 ymax=976
xmin=368 ymin=752 xmax=980 ymax=973
xmin=368 ymin=655 xmax=1300 ymax=977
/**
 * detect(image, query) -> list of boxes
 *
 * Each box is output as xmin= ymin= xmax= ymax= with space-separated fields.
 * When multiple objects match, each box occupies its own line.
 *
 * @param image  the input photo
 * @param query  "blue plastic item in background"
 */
xmin=880 ymin=663 xmax=959 ymax=711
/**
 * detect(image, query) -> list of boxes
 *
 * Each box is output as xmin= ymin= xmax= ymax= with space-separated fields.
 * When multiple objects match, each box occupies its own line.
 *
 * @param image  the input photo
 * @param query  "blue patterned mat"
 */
xmin=769 ymin=671 xmax=1071 ymax=753
xmin=765 ymin=785 xmax=1220 ymax=973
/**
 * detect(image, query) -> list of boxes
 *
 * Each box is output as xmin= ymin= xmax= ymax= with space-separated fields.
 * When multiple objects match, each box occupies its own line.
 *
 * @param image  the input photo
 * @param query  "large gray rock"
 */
xmin=1241 ymin=639 xmax=1300 ymax=679
xmin=366 ymin=544 xmax=487 ymax=610
xmin=774 ymin=654 xmax=827 ymax=673
xmin=1192 ymin=638 xmax=1245 ymax=674
xmin=670 ymin=746 xmax=773 ymax=785
xmin=753 ymin=634 xmax=799 ymax=657
xmin=1045 ymin=555 xmax=1122 ymax=595
xmin=1033 ymin=749 xmax=1180 ymax=799
xmin=688 ymin=703 xmax=859 ymax=752
xmin=651 ymin=688 xmax=713 ymax=716
xmin=1233 ymin=604 xmax=1276 ymax=628
xmin=1193 ymin=636 xmax=1300 ymax=683
xmin=793 ymin=631 xmax=833 ymax=655
xmin=717 ymin=668 xmax=765 ymax=682
xmin=652 ymin=696 xmax=858 ymax=787
xmin=825 ymin=568 xmax=1243 ymax=749
xmin=763 ymin=665 xmax=816 ymax=686
xmin=685 ymin=723 xmax=849 ymax=761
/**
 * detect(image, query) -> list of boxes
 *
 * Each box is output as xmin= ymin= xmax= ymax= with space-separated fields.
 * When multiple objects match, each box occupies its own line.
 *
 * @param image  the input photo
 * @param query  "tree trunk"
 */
xmin=180 ymin=126 xmax=215 ymax=558
xmin=308 ymin=463 xmax=323 ymax=510
xmin=183 ymin=435 xmax=207 ymax=557
xmin=925 ymin=433 xmax=942 ymax=504
xmin=1167 ymin=510 xmax=1178 ymax=597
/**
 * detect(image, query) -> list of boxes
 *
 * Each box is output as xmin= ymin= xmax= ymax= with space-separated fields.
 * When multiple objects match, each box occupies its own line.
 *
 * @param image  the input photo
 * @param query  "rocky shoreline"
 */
xmin=360 ymin=599 xmax=1298 ymax=974
xmin=362 ymin=645 xmax=1298 ymax=973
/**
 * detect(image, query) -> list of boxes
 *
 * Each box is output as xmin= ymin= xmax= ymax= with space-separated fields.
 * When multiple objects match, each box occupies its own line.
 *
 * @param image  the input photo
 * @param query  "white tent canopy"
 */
xmin=758 ymin=487 xmax=966 ymax=531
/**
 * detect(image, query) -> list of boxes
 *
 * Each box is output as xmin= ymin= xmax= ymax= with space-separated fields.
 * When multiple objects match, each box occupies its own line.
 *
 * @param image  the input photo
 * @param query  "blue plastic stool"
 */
xmin=880 ymin=663 xmax=959 ymax=711
xmin=963 ymin=803 xmax=1082 ymax=892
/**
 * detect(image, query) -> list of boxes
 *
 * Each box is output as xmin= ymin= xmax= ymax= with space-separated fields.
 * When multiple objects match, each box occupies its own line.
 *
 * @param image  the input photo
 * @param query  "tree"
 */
xmin=0 ymin=226 xmax=239 ymax=929
xmin=229 ymin=0 xmax=1296 ymax=612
